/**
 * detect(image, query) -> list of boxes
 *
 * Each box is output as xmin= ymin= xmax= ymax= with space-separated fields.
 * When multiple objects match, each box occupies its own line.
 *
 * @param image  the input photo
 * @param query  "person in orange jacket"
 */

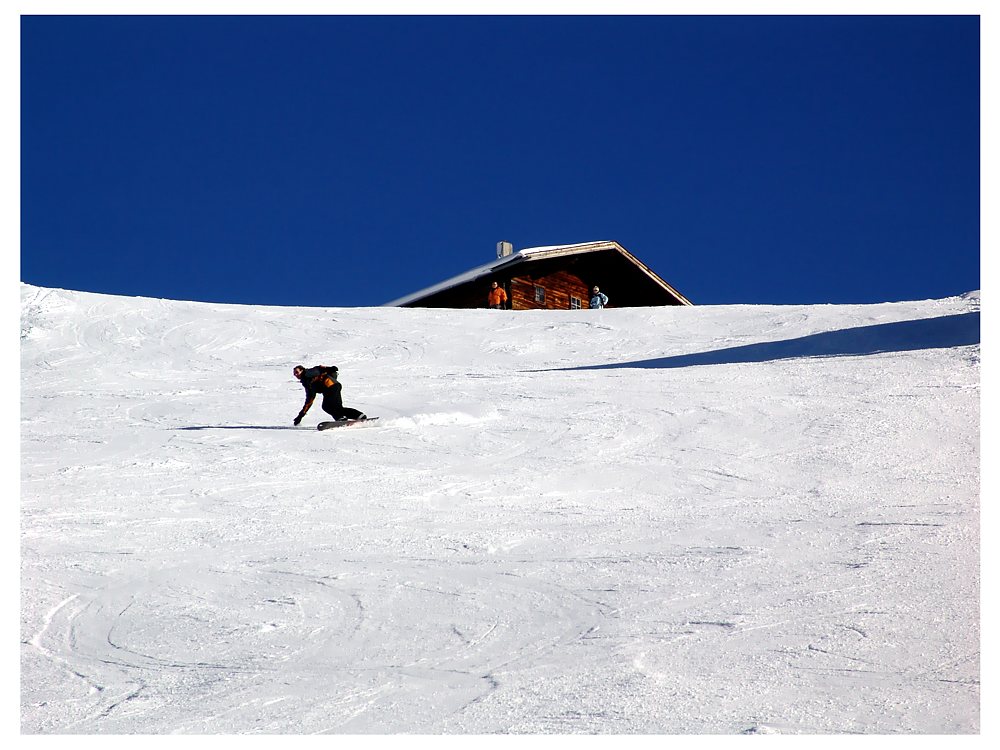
xmin=487 ymin=280 xmax=508 ymax=309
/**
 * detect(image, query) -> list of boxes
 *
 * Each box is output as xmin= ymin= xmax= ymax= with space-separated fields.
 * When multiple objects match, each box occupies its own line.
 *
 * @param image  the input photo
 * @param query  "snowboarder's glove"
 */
xmin=293 ymin=414 xmax=303 ymax=426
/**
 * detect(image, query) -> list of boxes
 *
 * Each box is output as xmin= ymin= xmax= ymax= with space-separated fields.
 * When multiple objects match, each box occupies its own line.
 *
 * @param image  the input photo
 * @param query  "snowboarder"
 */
xmin=487 ymin=280 xmax=508 ymax=309
xmin=292 ymin=365 xmax=366 ymax=425
xmin=590 ymin=286 xmax=609 ymax=309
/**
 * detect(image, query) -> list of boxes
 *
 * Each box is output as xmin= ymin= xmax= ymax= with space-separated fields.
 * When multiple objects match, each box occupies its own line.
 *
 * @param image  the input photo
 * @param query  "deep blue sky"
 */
xmin=21 ymin=15 xmax=980 ymax=307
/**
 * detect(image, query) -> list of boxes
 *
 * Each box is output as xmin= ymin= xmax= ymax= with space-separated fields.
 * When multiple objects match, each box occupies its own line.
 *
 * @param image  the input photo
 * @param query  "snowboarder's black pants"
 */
xmin=321 ymin=392 xmax=364 ymax=421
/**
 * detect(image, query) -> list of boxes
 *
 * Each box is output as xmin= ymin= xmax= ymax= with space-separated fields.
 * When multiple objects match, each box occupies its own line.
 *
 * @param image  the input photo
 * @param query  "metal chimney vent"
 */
xmin=496 ymin=241 xmax=514 ymax=258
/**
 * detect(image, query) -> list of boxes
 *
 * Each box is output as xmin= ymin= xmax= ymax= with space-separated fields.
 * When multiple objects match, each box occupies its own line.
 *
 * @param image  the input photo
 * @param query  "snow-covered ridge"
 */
xmin=20 ymin=284 xmax=980 ymax=733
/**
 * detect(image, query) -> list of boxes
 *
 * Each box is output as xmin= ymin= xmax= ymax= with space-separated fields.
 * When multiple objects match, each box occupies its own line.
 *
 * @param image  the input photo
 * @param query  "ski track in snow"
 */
xmin=20 ymin=285 xmax=980 ymax=734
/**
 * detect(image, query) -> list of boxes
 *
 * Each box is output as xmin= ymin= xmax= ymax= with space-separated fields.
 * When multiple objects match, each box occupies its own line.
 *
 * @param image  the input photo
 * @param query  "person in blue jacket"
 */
xmin=590 ymin=286 xmax=609 ymax=309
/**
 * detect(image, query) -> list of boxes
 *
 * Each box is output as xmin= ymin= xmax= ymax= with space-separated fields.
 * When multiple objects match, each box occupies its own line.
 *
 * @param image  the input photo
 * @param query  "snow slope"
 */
xmin=19 ymin=284 xmax=980 ymax=734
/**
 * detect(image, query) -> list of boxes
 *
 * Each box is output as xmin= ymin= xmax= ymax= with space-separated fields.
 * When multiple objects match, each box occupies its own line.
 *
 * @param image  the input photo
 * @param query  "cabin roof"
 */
xmin=384 ymin=240 xmax=690 ymax=306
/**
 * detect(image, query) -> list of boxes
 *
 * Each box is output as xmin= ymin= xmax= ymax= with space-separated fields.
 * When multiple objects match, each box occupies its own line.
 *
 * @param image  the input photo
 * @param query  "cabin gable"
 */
xmin=386 ymin=241 xmax=691 ymax=309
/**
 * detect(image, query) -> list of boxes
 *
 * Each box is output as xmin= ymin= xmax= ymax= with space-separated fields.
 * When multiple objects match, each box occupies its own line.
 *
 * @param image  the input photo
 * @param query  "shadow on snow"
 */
xmin=177 ymin=425 xmax=300 ymax=431
xmin=545 ymin=312 xmax=980 ymax=372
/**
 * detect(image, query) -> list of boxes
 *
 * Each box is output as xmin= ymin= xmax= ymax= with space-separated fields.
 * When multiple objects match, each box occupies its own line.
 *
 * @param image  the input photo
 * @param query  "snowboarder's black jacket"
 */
xmin=297 ymin=365 xmax=340 ymax=417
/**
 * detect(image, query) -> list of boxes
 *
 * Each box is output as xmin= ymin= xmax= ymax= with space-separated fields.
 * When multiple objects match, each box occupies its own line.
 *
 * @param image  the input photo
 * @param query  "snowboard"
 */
xmin=317 ymin=417 xmax=379 ymax=431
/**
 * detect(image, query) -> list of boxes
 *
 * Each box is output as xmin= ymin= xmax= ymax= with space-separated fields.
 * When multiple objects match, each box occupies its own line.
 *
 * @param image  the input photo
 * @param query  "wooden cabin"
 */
xmin=386 ymin=240 xmax=692 ymax=310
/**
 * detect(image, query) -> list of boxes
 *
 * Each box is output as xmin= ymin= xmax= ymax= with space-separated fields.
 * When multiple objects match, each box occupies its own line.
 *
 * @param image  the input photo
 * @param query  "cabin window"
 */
xmin=534 ymin=285 xmax=545 ymax=304
xmin=569 ymin=296 xmax=582 ymax=309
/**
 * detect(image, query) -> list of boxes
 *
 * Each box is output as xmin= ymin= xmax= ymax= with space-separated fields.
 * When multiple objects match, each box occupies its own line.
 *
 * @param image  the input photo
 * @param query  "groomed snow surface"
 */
xmin=20 ymin=284 xmax=980 ymax=734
